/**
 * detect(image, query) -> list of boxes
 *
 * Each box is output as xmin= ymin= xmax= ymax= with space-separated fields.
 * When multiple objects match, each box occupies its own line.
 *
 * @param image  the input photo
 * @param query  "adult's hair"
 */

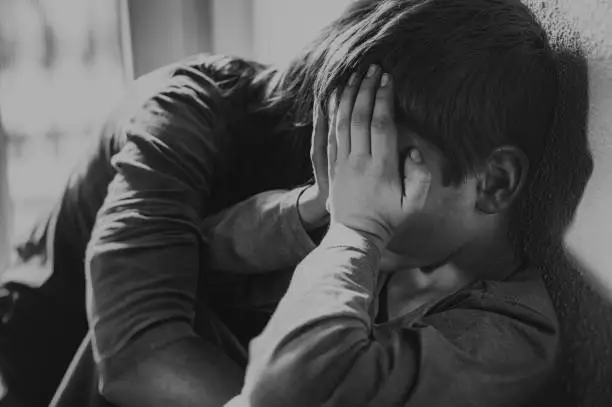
xmin=268 ymin=0 xmax=558 ymax=185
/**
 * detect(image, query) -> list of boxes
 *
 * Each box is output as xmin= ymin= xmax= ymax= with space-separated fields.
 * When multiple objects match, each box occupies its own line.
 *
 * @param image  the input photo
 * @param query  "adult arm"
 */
xmin=86 ymin=68 xmax=242 ymax=407
xmin=200 ymin=97 xmax=331 ymax=274
xmin=200 ymin=186 xmax=327 ymax=273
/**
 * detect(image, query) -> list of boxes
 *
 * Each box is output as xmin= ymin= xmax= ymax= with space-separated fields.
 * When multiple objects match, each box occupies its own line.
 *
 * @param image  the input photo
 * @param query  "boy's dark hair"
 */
xmin=270 ymin=0 xmax=558 ymax=185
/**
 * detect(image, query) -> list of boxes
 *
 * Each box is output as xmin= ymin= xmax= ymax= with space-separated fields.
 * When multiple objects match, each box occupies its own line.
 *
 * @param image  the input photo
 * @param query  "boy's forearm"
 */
xmin=248 ymin=223 xmax=382 ymax=344
xmin=238 ymin=224 xmax=385 ymax=406
xmin=201 ymin=187 xmax=319 ymax=273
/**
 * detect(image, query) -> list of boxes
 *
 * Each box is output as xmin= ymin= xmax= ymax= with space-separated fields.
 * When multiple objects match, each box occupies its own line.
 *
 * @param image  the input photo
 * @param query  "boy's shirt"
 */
xmin=213 ymin=220 xmax=559 ymax=407
xmin=198 ymin=189 xmax=559 ymax=406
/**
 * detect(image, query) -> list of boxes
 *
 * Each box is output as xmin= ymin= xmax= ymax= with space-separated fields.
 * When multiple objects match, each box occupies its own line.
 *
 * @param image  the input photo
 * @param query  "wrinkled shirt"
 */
xmin=80 ymin=55 xmax=315 ymax=383
xmin=3 ymin=53 xmax=314 ymax=382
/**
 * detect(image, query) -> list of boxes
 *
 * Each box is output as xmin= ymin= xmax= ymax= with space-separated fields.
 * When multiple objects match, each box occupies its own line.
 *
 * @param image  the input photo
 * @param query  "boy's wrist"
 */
xmin=297 ymin=185 xmax=329 ymax=231
xmin=326 ymin=222 xmax=387 ymax=259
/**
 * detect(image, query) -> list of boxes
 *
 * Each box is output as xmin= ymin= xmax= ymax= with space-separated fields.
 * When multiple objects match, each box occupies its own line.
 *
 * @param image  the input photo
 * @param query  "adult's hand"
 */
xmin=327 ymin=65 xmax=431 ymax=251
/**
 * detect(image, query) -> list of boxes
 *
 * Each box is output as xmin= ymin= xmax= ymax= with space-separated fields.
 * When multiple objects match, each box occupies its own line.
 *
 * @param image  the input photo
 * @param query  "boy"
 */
xmin=229 ymin=63 xmax=557 ymax=406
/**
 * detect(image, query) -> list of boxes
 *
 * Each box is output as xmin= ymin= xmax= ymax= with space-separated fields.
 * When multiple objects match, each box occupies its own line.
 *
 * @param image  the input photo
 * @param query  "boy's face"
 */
xmin=386 ymin=126 xmax=482 ymax=268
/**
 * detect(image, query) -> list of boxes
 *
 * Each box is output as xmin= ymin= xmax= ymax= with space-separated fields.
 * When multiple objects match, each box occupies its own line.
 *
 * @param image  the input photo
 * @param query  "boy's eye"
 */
xmin=398 ymin=146 xmax=413 ymax=178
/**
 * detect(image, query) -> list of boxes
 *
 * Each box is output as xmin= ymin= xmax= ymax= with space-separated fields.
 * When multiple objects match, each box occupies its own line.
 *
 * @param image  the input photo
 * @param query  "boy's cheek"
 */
xmin=387 ymin=211 xmax=467 ymax=266
xmin=387 ymin=216 xmax=437 ymax=260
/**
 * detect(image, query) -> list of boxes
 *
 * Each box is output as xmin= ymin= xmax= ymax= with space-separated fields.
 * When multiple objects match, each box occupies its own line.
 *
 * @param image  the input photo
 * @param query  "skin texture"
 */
xmin=327 ymin=65 xmax=431 ymax=250
xmin=386 ymin=127 xmax=480 ymax=268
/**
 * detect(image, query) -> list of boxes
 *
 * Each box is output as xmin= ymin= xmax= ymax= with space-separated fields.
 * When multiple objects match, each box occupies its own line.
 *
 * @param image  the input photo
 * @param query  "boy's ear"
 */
xmin=475 ymin=146 xmax=529 ymax=214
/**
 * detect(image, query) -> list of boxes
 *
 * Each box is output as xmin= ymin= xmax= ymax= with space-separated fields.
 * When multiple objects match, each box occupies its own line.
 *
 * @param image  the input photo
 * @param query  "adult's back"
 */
xmin=0 ymin=53 xmax=310 ymax=406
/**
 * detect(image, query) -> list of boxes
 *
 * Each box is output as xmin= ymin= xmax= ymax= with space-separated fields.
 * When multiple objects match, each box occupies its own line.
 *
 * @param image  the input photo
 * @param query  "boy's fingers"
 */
xmin=350 ymin=65 xmax=381 ymax=156
xmin=328 ymin=95 xmax=338 ymax=180
xmin=311 ymin=101 xmax=328 ymax=181
xmin=336 ymin=74 xmax=359 ymax=159
xmin=371 ymin=72 xmax=398 ymax=164
xmin=312 ymin=101 xmax=327 ymax=152
xmin=402 ymin=147 xmax=431 ymax=211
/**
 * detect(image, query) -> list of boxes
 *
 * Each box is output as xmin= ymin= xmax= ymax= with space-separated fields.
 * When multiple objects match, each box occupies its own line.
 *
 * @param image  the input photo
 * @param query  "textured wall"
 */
xmin=562 ymin=0 xmax=612 ymax=303
xmin=525 ymin=1 xmax=612 ymax=406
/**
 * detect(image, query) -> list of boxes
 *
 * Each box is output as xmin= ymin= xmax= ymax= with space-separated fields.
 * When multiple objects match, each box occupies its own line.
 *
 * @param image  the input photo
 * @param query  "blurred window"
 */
xmin=0 ymin=0 xmax=129 ymax=248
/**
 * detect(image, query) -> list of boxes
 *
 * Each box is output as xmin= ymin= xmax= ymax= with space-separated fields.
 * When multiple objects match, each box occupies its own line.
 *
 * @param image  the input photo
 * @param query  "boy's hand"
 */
xmin=297 ymin=99 xmax=331 ymax=229
xmin=328 ymin=65 xmax=431 ymax=250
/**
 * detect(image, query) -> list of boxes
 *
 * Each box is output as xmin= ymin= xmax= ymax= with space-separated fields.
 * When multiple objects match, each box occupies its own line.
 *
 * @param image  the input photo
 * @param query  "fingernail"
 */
xmin=366 ymin=64 xmax=378 ymax=78
xmin=410 ymin=148 xmax=422 ymax=164
xmin=380 ymin=73 xmax=391 ymax=87
xmin=348 ymin=72 xmax=358 ymax=85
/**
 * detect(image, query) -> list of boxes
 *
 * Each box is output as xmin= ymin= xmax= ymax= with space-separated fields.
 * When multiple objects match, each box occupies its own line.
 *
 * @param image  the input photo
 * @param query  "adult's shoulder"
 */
xmin=131 ymin=53 xmax=271 ymax=105
xmin=98 ymin=54 xmax=270 ymax=151
xmin=172 ymin=53 xmax=271 ymax=84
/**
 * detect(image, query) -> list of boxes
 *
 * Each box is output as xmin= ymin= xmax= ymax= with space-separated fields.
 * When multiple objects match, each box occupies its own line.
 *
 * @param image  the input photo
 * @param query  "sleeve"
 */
xmin=200 ymin=186 xmax=317 ymax=273
xmin=233 ymin=225 xmax=559 ymax=407
xmin=85 ymin=68 xmax=230 ymax=386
